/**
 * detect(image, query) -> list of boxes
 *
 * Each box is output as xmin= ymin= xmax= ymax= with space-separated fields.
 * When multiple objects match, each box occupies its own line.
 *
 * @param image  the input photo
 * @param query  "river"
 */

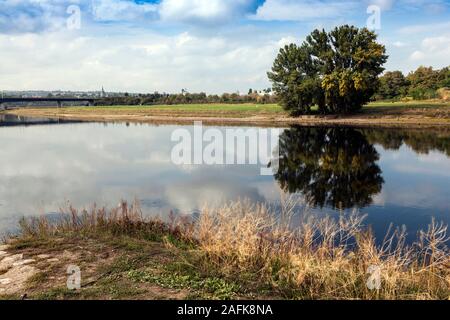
xmin=1 ymin=114 xmax=449 ymax=243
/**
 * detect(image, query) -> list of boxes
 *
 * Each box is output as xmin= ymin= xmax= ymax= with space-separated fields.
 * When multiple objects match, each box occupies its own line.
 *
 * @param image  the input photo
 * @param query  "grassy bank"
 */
xmin=4 ymin=100 xmax=450 ymax=126
xmin=1 ymin=201 xmax=448 ymax=300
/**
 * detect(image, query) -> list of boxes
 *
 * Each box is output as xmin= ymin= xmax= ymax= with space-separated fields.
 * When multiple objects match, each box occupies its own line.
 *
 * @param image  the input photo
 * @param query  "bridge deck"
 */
xmin=0 ymin=97 xmax=99 ymax=103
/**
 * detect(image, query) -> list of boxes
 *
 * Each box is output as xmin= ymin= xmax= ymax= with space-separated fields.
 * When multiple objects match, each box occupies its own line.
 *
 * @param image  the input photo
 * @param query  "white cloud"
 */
xmin=250 ymin=0 xmax=358 ymax=21
xmin=392 ymin=41 xmax=408 ymax=48
xmin=0 ymin=0 xmax=67 ymax=33
xmin=0 ymin=29 xmax=284 ymax=93
xmin=409 ymin=35 xmax=450 ymax=67
xmin=410 ymin=50 xmax=425 ymax=60
xmin=159 ymin=0 xmax=254 ymax=24
xmin=366 ymin=0 xmax=395 ymax=11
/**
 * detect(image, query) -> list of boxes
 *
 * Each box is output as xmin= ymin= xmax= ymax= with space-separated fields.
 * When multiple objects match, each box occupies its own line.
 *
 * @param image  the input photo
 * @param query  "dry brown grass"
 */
xmin=194 ymin=200 xmax=449 ymax=300
xmin=14 ymin=200 xmax=450 ymax=300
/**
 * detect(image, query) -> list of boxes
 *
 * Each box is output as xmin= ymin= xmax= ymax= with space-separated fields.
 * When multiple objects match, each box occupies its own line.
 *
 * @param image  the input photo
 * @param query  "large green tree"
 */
xmin=268 ymin=25 xmax=388 ymax=115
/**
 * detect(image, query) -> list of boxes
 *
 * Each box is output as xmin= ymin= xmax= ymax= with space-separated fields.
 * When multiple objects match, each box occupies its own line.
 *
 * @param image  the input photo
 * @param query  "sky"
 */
xmin=0 ymin=0 xmax=449 ymax=94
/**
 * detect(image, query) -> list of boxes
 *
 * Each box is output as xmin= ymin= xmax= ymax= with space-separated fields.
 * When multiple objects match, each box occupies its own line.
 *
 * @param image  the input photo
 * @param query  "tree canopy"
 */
xmin=268 ymin=25 xmax=388 ymax=115
xmin=374 ymin=66 xmax=450 ymax=101
xmin=407 ymin=66 xmax=450 ymax=100
xmin=376 ymin=71 xmax=409 ymax=100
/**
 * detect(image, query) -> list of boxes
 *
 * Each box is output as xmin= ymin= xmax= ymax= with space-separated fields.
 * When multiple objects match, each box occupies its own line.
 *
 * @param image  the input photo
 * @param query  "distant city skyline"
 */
xmin=1 ymin=0 xmax=449 ymax=94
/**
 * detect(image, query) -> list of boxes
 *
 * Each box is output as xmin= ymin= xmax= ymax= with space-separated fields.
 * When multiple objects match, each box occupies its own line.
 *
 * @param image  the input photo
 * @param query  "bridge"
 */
xmin=0 ymin=97 xmax=99 ymax=109
xmin=0 ymin=114 xmax=83 ymax=127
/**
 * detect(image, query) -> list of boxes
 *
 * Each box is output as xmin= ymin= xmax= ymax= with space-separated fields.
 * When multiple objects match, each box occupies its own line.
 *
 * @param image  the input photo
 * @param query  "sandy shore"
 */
xmin=4 ymin=105 xmax=450 ymax=128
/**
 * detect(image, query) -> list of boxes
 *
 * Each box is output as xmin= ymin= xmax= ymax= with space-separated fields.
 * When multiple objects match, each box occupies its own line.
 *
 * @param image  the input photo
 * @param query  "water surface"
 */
xmin=1 ymin=115 xmax=449 ymax=243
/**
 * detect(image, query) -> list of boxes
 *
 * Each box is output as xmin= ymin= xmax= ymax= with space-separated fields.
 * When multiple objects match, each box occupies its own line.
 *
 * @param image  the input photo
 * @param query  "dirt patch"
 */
xmin=0 ymin=237 xmax=192 ymax=300
xmin=0 ymin=247 xmax=39 ymax=296
xmin=0 ymin=265 xmax=37 ymax=296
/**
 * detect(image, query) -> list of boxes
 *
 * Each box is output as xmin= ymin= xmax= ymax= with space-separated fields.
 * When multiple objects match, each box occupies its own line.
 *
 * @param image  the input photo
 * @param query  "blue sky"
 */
xmin=0 ymin=0 xmax=449 ymax=93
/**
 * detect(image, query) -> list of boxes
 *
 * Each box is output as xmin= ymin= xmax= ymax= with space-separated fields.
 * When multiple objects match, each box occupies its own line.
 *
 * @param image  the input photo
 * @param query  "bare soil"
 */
xmin=0 ymin=237 xmax=191 ymax=300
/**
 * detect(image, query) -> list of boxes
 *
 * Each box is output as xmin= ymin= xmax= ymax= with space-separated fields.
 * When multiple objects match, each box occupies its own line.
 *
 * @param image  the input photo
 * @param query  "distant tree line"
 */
xmin=374 ymin=66 xmax=450 ymax=101
xmin=95 ymin=90 xmax=277 ymax=106
xmin=94 ymin=64 xmax=449 ymax=108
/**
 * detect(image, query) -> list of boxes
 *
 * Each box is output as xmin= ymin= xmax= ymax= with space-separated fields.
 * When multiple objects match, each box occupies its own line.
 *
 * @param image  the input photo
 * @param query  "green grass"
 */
xmin=58 ymin=101 xmax=449 ymax=113
xmin=127 ymin=269 xmax=241 ymax=300
xmin=69 ymin=103 xmax=284 ymax=113
xmin=365 ymin=100 xmax=450 ymax=108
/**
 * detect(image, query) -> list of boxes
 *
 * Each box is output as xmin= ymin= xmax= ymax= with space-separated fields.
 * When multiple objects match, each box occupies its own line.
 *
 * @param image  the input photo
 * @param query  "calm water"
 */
xmin=1 ymin=114 xmax=449 ymax=243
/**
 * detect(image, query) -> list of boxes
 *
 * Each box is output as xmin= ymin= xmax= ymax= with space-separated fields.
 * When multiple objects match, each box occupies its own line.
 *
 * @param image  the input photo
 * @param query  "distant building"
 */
xmin=101 ymin=86 xmax=106 ymax=98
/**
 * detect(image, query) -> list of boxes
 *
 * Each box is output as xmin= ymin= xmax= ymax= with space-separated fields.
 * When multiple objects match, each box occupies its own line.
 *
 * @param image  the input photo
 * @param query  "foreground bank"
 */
xmin=3 ymin=101 xmax=450 ymax=127
xmin=1 ymin=201 xmax=448 ymax=300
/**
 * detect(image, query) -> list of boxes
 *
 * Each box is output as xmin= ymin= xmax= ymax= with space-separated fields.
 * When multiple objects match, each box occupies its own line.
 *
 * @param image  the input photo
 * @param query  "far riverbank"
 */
xmin=2 ymin=101 xmax=450 ymax=127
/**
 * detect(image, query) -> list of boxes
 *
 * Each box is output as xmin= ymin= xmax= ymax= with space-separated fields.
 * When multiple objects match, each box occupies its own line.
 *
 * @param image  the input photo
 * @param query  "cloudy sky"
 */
xmin=0 ymin=0 xmax=449 ymax=93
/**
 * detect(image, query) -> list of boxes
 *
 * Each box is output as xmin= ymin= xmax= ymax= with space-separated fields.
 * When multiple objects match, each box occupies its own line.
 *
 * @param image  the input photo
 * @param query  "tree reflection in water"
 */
xmin=274 ymin=126 xmax=384 ymax=209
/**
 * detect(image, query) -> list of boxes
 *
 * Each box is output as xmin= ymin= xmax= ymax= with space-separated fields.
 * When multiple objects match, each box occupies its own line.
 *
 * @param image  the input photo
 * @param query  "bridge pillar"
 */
xmin=57 ymin=100 xmax=62 ymax=108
